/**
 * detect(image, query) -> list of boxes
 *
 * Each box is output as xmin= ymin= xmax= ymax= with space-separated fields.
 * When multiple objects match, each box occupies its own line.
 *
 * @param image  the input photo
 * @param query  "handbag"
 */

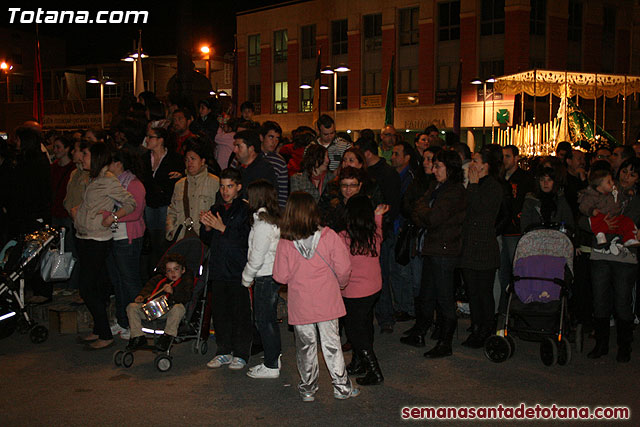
xmin=181 ymin=179 xmax=200 ymax=240
xmin=40 ymin=227 xmax=76 ymax=282
xmin=395 ymin=223 xmax=415 ymax=266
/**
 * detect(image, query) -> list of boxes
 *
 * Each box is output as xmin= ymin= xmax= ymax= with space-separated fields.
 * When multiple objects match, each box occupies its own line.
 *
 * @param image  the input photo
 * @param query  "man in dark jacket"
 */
xmin=233 ymin=130 xmax=277 ymax=199
xmin=361 ymin=138 xmax=401 ymax=333
xmin=200 ymin=168 xmax=252 ymax=369
xmin=498 ymin=145 xmax=534 ymax=314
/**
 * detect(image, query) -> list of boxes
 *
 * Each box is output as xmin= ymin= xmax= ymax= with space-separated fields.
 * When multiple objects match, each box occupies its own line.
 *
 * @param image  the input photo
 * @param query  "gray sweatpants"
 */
xmin=293 ymin=319 xmax=354 ymax=397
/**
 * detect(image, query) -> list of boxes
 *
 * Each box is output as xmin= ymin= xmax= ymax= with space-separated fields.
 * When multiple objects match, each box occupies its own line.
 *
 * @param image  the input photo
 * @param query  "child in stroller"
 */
xmin=113 ymin=233 xmax=209 ymax=372
xmin=125 ymin=253 xmax=193 ymax=352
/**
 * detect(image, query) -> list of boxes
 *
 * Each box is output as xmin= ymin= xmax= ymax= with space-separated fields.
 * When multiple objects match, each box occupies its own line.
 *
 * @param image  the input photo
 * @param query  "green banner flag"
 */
xmin=384 ymin=55 xmax=395 ymax=126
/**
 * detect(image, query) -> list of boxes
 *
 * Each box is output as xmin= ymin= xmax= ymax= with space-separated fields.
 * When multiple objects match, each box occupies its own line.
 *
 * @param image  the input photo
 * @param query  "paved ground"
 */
xmin=0 ymin=314 xmax=638 ymax=426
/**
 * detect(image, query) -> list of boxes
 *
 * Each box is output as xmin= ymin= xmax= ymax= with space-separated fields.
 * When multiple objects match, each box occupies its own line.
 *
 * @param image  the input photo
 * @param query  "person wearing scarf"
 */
xmin=104 ymin=148 xmax=147 ymax=340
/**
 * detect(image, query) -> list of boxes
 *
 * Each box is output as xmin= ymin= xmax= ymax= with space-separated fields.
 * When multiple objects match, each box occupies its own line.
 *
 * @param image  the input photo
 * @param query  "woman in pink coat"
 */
xmin=273 ymin=191 xmax=359 ymax=402
xmin=340 ymin=194 xmax=388 ymax=386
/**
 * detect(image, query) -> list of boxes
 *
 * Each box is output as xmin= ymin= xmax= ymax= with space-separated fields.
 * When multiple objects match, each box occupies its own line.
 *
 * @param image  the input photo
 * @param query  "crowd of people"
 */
xmin=1 ymin=91 xmax=639 ymax=402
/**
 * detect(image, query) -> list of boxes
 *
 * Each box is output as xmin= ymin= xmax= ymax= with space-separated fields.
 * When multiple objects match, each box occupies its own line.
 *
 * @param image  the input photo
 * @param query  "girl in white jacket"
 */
xmin=242 ymin=180 xmax=282 ymax=378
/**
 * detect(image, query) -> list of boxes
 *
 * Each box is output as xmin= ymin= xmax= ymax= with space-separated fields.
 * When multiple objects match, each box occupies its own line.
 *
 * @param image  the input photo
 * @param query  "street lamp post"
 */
xmin=321 ymin=65 xmax=350 ymax=120
xmin=471 ymin=76 xmax=496 ymax=146
xmin=121 ymin=51 xmax=149 ymax=96
xmin=87 ymin=75 xmax=116 ymax=129
xmin=200 ymin=46 xmax=211 ymax=81
xmin=1 ymin=61 xmax=13 ymax=103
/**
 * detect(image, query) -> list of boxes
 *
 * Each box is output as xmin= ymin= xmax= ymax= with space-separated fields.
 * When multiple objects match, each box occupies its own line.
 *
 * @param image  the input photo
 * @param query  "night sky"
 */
xmin=1 ymin=1 xmax=285 ymax=65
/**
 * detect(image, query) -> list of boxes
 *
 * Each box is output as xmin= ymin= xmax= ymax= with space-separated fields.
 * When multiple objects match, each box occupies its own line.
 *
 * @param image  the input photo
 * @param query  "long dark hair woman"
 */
xmin=520 ymin=166 xmax=574 ymax=233
xmin=290 ymin=144 xmax=333 ymax=202
xmin=242 ymin=180 xmax=283 ymax=378
xmin=140 ymin=127 xmax=184 ymax=276
xmin=458 ymin=145 xmax=504 ymax=348
xmin=402 ymin=150 xmax=467 ymax=358
xmin=340 ymin=194 xmax=388 ymax=386
xmin=71 ymin=142 xmax=136 ymax=350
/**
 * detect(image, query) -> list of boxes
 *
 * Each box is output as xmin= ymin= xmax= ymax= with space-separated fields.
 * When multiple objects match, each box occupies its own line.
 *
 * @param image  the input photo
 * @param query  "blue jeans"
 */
xmin=106 ymin=238 xmax=143 ymax=328
xmin=375 ymin=235 xmax=396 ymax=328
xmin=591 ymin=260 xmax=636 ymax=322
xmin=390 ymin=243 xmax=414 ymax=315
xmin=144 ymin=206 xmax=170 ymax=279
xmin=144 ymin=206 xmax=168 ymax=231
xmin=254 ymin=276 xmax=282 ymax=368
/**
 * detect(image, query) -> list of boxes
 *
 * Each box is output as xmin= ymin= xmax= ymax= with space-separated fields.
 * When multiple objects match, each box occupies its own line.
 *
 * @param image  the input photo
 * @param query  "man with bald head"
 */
xmin=379 ymin=125 xmax=397 ymax=165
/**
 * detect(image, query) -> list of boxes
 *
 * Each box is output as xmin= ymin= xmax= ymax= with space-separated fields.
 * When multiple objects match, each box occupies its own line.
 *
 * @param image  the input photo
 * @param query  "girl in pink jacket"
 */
xmin=340 ymin=194 xmax=388 ymax=386
xmin=273 ymin=191 xmax=359 ymax=402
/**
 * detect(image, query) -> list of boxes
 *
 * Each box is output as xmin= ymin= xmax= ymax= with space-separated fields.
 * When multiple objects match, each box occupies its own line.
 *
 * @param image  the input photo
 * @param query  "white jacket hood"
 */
xmin=294 ymin=228 xmax=322 ymax=260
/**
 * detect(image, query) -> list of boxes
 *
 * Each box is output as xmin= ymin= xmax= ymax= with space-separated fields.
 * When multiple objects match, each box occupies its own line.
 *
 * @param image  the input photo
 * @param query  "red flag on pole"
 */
xmin=33 ymin=25 xmax=44 ymax=123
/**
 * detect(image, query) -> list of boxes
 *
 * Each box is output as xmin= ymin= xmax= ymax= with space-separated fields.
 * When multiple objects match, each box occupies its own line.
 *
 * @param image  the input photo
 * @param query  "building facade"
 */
xmin=236 ymin=0 xmax=638 ymax=142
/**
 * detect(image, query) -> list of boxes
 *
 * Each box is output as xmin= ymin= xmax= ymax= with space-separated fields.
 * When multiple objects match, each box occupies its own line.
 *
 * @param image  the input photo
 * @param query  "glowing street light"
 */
xmin=321 ymin=65 xmax=350 ymax=119
xmin=471 ymin=76 xmax=496 ymax=145
xmin=200 ymin=45 xmax=212 ymax=80
xmin=1 ymin=61 xmax=13 ymax=102
xmin=87 ymin=75 xmax=117 ymax=129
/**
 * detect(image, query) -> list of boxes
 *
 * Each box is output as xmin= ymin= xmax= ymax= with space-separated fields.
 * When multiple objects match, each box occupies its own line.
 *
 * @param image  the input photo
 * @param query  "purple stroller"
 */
xmin=485 ymin=229 xmax=574 ymax=366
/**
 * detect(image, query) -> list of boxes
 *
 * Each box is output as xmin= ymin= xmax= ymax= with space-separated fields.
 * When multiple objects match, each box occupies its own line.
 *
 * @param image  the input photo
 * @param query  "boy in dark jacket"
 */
xmin=125 ymin=253 xmax=193 ymax=352
xmin=199 ymin=168 xmax=252 ymax=370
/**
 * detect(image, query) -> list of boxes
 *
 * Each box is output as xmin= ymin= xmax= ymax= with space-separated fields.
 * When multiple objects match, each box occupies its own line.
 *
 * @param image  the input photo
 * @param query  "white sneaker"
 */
xmin=207 ymin=354 xmax=232 ymax=368
xmin=110 ymin=322 xmax=128 ymax=337
xmin=624 ymin=238 xmax=640 ymax=247
xmin=247 ymin=363 xmax=280 ymax=379
xmin=300 ymin=393 xmax=315 ymax=402
xmin=609 ymin=241 xmax=620 ymax=256
xmin=229 ymin=357 xmax=247 ymax=370
xmin=596 ymin=232 xmax=607 ymax=245
xmin=334 ymin=387 xmax=361 ymax=400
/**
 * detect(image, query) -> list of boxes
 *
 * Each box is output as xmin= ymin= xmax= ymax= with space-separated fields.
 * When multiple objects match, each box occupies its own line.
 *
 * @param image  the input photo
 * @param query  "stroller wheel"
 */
xmin=29 ymin=325 xmax=48 ymax=344
xmin=505 ymin=335 xmax=516 ymax=358
xmin=484 ymin=335 xmax=511 ymax=363
xmin=540 ymin=338 xmax=558 ymax=366
xmin=557 ymin=337 xmax=572 ymax=366
xmin=155 ymin=355 xmax=172 ymax=372
xmin=191 ymin=340 xmax=199 ymax=354
xmin=113 ymin=350 xmax=124 ymax=367
xmin=17 ymin=318 xmax=30 ymax=334
xmin=200 ymin=340 xmax=208 ymax=355
xmin=122 ymin=351 xmax=134 ymax=368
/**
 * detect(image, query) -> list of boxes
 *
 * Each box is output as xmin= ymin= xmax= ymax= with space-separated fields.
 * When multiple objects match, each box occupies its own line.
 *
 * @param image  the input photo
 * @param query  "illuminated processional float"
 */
xmin=492 ymin=70 xmax=640 ymax=156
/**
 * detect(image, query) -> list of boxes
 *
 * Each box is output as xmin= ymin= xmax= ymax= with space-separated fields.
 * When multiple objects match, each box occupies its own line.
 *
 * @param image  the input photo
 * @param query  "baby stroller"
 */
xmin=485 ymin=228 xmax=574 ymax=366
xmin=113 ymin=234 xmax=210 ymax=372
xmin=0 ymin=226 xmax=61 ymax=344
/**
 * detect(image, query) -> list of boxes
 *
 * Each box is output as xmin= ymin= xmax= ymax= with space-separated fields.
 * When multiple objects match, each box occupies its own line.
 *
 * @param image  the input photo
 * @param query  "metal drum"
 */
xmin=141 ymin=295 xmax=172 ymax=321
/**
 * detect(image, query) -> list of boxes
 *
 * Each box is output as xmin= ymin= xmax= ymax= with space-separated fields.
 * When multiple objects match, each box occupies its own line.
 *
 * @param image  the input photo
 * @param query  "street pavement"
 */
xmin=0 ymin=318 xmax=638 ymax=426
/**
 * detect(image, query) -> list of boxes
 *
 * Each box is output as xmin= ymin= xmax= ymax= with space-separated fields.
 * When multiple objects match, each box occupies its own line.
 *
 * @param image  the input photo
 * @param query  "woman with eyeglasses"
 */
xmin=140 ymin=127 xmax=184 ymax=273
xmin=319 ymin=166 xmax=367 ymax=232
